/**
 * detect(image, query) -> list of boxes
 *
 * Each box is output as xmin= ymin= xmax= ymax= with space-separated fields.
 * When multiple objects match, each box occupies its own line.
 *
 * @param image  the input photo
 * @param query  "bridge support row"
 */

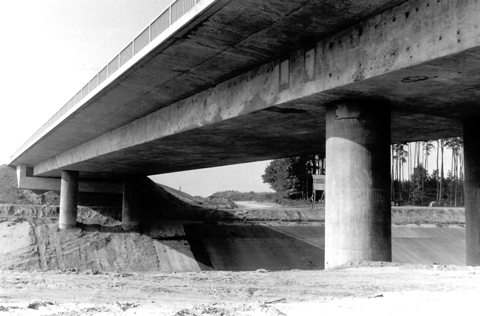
xmin=58 ymin=173 xmax=139 ymax=231
xmin=57 ymin=100 xmax=394 ymax=268
xmin=325 ymin=102 xmax=480 ymax=268
xmin=55 ymin=101 xmax=480 ymax=268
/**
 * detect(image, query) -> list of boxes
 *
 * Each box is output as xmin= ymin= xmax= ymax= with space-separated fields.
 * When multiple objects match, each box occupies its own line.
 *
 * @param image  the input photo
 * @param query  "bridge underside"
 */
xmin=22 ymin=0 xmax=480 ymax=178
xmin=12 ymin=0 xmax=480 ymax=179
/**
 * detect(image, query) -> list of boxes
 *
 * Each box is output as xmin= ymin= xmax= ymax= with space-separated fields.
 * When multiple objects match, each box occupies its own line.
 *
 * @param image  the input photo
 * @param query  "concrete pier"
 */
xmin=59 ymin=170 xmax=79 ymax=229
xmin=464 ymin=120 xmax=480 ymax=266
xmin=122 ymin=176 xmax=140 ymax=231
xmin=325 ymin=101 xmax=392 ymax=269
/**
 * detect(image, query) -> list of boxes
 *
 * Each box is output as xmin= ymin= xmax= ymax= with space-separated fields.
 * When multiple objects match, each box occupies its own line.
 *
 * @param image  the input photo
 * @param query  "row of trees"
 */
xmin=391 ymin=137 xmax=463 ymax=206
xmin=262 ymin=137 xmax=465 ymax=206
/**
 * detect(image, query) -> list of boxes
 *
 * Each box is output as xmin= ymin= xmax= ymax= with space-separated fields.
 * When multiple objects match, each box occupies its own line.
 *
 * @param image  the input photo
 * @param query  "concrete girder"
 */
xmin=16 ymin=165 xmax=122 ymax=194
xmin=33 ymin=0 xmax=479 ymax=177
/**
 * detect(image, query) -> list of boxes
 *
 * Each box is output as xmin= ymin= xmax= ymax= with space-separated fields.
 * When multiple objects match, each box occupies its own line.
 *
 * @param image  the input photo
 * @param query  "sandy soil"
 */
xmin=1 ymin=263 xmax=479 ymax=315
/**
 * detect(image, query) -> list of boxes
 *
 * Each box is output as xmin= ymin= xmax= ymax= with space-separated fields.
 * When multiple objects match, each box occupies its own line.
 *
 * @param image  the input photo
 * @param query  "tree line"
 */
xmin=262 ymin=137 xmax=464 ymax=206
xmin=210 ymin=190 xmax=278 ymax=202
xmin=391 ymin=137 xmax=463 ymax=206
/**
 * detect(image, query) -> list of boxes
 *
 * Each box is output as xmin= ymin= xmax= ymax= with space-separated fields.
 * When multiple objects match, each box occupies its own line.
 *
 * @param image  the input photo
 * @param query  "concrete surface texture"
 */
xmin=464 ymin=120 xmax=480 ymax=265
xmin=325 ymin=102 xmax=391 ymax=268
xmin=121 ymin=176 xmax=141 ymax=231
xmin=392 ymin=227 xmax=465 ymax=265
xmin=8 ymin=0 xmax=478 ymax=179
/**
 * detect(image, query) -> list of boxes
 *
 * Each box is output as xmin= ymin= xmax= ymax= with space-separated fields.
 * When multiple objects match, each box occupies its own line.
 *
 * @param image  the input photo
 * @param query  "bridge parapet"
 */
xmin=9 ymin=0 xmax=208 ymax=164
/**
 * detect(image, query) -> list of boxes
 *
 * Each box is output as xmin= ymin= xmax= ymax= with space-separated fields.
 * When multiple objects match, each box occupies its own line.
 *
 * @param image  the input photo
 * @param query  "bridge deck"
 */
xmin=9 ymin=0 xmax=479 ymax=179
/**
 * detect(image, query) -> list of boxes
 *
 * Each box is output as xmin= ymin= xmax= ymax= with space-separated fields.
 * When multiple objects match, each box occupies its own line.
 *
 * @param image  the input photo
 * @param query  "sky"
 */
xmin=0 ymin=0 xmax=274 ymax=197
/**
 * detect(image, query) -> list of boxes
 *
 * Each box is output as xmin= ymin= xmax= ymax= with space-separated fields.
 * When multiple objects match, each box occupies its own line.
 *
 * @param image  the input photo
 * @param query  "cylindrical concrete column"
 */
xmin=464 ymin=120 xmax=480 ymax=266
xmin=59 ymin=170 xmax=79 ymax=229
xmin=325 ymin=101 xmax=391 ymax=269
xmin=122 ymin=176 xmax=140 ymax=231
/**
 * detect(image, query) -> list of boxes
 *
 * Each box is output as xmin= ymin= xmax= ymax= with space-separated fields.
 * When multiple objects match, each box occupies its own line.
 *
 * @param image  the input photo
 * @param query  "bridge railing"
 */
xmin=11 ymin=0 xmax=202 ymax=162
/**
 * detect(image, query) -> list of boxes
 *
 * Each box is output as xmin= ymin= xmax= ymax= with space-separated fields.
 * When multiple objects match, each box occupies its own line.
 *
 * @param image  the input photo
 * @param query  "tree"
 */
xmin=445 ymin=137 xmax=463 ymax=206
xmin=423 ymin=141 xmax=435 ymax=171
xmin=436 ymin=139 xmax=444 ymax=203
xmin=421 ymin=141 xmax=435 ymax=204
xmin=262 ymin=155 xmax=320 ymax=200
xmin=392 ymin=143 xmax=408 ymax=203
xmin=387 ymin=138 xmax=465 ymax=207
xmin=410 ymin=164 xmax=436 ymax=206
xmin=262 ymin=159 xmax=297 ymax=198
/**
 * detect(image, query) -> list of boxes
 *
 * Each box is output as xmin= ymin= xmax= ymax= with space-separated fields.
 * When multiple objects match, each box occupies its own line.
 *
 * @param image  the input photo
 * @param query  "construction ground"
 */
xmin=0 ymin=164 xmax=476 ymax=315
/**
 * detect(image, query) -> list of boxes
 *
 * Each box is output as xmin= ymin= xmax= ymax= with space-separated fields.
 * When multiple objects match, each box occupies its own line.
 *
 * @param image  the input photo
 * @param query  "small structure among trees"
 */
xmin=262 ymin=155 xmax=324 ymax=201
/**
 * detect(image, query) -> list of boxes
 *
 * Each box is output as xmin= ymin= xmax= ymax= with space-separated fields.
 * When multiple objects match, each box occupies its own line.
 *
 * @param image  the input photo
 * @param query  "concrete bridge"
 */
xmin=8 ymin=0 xmax=480 ymax=268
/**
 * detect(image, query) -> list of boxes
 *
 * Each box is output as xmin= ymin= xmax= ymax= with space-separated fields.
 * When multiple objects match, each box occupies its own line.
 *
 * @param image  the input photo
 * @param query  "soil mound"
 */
xmin=0 ymin=165 xmax=21 ymax=203
xmin=0 ymin=171 xmax=323 ymax=271
xmin=0 ymin=164 xmax=62 ymax=206
xmin=0 ymin=216 xmax=325 ymax=271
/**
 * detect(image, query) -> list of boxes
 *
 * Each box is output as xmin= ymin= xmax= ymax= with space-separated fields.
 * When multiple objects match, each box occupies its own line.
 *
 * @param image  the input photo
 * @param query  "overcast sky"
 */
xmin=0 ymin=0 xmax=273 ymax=197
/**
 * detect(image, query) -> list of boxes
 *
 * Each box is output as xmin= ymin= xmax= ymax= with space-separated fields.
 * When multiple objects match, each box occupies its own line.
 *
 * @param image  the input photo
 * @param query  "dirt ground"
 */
xmin=1 ymin=263 xmax=479 ymax=315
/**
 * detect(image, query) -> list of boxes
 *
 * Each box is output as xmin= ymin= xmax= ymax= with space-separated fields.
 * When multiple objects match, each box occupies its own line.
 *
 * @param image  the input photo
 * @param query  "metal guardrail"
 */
xmin=11 ymin=0 xmax=201 ymax=162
